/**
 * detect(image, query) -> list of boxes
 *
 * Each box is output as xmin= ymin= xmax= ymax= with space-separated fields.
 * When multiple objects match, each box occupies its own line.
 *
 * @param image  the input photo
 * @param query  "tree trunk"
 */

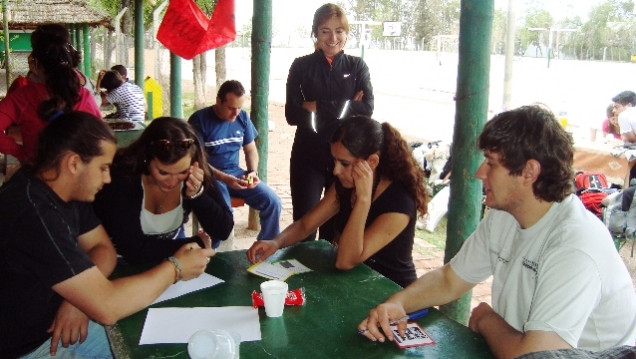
xmin=121 ymin=0 xmax=133 ymax=35
xmin=193 ymin=53 xmax=207 ymax=110
xmin=215 ymin=45 xmax=227 ymax=91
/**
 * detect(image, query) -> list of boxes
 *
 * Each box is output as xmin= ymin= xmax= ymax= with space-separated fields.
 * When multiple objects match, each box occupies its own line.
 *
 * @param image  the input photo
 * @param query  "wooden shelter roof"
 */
xmin=0 ymin=0 xmax=112 ymax=31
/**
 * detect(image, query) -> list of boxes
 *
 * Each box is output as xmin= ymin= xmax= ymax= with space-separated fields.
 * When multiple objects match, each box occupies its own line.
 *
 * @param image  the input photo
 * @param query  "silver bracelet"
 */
xmin=189 ymin=185 xmax=204 ymax=200
xmin=167 ymin=256 xmax=183 ymax=283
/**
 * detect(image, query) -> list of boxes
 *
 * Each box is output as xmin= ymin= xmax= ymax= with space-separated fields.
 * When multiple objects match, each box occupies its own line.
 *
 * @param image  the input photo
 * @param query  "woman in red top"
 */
xmin=0 ymin=24 xmax=101 ymax=164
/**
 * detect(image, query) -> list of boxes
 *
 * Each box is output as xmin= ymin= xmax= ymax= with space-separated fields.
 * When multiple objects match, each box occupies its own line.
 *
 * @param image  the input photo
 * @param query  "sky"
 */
xmin=235 ymin=0 xmax=606 ymax=35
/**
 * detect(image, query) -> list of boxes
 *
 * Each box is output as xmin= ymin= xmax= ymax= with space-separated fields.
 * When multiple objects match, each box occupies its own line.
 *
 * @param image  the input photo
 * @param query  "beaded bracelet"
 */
xmin=189 ymin=185 xmax=204 ymax=200
xmin=167 ymin=256 xmax=183 ymax=283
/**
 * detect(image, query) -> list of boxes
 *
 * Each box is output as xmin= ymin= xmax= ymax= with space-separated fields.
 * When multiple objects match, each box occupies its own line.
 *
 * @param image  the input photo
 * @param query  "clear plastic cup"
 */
xmin=187 ymin=329 xmax=237 ymax=359
xmin=260 ymin=280 xmax=288 ymax=317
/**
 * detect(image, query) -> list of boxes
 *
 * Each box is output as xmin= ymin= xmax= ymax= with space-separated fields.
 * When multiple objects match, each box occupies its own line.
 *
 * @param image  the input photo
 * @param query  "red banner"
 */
xmin=157 ymin=0 xmax=236 ymax=60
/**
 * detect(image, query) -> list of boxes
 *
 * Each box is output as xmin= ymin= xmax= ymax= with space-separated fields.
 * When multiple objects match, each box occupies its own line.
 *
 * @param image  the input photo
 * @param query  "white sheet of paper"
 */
xmin=247 ymin=261 xmax=294 ymax=280
xmin=139 ymin=306 xmax=261 ymax=344
xmin=152 ymin=273 xmax=224 ymax=304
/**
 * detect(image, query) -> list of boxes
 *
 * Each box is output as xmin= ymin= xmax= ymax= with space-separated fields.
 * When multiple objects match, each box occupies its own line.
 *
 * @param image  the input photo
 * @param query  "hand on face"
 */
xmin=185 ymin=161 xmax=204 ymax=198
xmin=351 ymin=159 xmax=374 ymax=203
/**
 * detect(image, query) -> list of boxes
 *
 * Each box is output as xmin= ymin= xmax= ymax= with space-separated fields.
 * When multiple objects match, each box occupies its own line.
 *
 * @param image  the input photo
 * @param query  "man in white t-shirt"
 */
xmin=358 ymin=105 xmax=636 ymax=358
xmin=613 ymin=90 xmax=636 ymax=143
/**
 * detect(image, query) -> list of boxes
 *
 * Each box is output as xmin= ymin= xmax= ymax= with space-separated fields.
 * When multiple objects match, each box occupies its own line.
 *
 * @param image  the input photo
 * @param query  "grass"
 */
xmin=416 ymin=215 xmax=448 ymax=251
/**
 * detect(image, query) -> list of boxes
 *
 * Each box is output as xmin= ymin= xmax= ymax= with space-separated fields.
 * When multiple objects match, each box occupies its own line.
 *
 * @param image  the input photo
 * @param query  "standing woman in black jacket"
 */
xmin=286 ymin=3 xmax=374 ymax=242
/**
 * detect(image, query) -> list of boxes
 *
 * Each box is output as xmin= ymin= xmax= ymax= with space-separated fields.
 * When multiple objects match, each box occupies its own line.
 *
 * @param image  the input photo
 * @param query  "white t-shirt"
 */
xmin=450 ymin=194 xmax=636 ymax=350
xmin=618 ymin=106 xmax=636 ymax=136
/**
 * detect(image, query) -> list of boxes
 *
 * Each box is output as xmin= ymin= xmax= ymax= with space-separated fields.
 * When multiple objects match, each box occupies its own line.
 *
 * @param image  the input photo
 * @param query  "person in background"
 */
xmin=96 ymin=69 xmax=146 ymax=122
xmin=93 ymin=117 xmax=233 ymax=264
xmin=358 ymin=105 xmax=636 ymax=357
xmin=612 ymin=90 xmax=636 ymax=182
xmin=285 ymin=3 xmax=374 ymax=242
xmin=189 ymin=80 xmax=282 ymax=242
xmin=0 ymin=24 xmax=101 ymax=165
xmin=602 ymin=103 xmax=621 ymax=140
xmin=247 ymin=116 xmax=428 ymax=288
xmin=21 ymin=24 xmax=100 ymax=105
xmin=110 ymin=64 xmax=132 ymax=83
xmin=613 ymin=90 xmax=636 ymax=143
xmin=0 ymin=111 xmax=213 ymax=358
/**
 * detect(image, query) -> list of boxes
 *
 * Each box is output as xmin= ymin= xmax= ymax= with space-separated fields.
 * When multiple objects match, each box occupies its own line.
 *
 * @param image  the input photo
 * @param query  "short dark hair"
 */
xmin=110 ymin=64 xmax=128 ymax=79
xmin=478 ymin=105 xmax=574 ymax=202
xmin=612 ymin=91 xmax=636 ymax=106
xmin=100 ymin=70 xmax=124 ymax=92
xmin=33 ymin=111 xmax=116 ymax=175
xmin=217 ymin=80 xmax=245 ymax=102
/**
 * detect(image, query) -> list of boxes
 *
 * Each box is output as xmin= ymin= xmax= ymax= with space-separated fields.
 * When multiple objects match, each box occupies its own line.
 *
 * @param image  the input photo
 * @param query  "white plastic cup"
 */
xmin=260 ymin=280 xmax=288 ymax=317
xmin=187 ymin=329 xmax=236 ymax=359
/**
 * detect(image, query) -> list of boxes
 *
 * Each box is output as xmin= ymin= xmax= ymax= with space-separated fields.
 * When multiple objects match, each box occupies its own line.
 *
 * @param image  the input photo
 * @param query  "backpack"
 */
xmin=574 ymin=172 xmax=614 ymax=218
xmin=575 ymin=172 xmax=609 ymax=195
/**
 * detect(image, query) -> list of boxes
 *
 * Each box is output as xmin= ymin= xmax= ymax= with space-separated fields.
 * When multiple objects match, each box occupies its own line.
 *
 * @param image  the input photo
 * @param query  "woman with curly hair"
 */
xmin=247 ymin=116 xmax=427 ymax=287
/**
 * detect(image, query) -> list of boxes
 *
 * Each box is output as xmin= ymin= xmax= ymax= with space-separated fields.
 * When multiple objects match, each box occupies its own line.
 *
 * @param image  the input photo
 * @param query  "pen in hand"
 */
xmin=358 ymin=308 xmax=429 ymax=335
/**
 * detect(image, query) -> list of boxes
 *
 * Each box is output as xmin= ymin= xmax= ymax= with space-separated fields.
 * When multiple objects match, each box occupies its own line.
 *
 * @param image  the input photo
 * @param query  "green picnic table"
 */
xmin=106 ymin=240 xmax=493 ymax=358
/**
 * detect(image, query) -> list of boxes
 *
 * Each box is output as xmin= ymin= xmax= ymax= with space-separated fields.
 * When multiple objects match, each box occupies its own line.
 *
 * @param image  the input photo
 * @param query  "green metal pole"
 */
xmin=134 ymin=0 xmax=144 ymax=91
xmin=170 ymin=53 xmax=182 ymax=118
xmin=74 ymin=26 xmax=82 ymax=70
xmin=251 ymin=0 xmax=272 ymax=182
xmin=71 ymin=24 xmax=77 ymax=49
xmin=440 ymin=0 xmax=493 ymax=325
xmin=2 ymin=0 xmax=11 ymax=89
xmin=83 ymin=24 xmax=91 ymax=76
xmin=77 ymin=25 xmax=85 ymax=73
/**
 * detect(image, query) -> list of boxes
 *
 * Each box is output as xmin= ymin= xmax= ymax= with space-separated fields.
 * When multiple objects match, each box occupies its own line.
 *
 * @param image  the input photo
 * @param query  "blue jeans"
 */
xmin=216 ymin=176 xmax=281 ymax=240
xmin=21 ymin=320 xmax=113 ymax=359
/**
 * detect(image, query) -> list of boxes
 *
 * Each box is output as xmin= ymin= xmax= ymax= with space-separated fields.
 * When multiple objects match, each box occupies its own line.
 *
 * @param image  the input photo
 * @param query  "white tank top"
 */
xmin=140 ymin=179 xmax=184 ymax=237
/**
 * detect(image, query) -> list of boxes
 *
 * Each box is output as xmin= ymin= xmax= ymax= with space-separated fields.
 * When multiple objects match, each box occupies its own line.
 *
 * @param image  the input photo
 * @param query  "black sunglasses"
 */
xmin=152 ymin=138 xmax=195 ymax=151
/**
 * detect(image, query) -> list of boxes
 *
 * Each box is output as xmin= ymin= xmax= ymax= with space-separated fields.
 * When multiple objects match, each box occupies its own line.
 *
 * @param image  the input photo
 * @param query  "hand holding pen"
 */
xmin=358 ymin=308 xmax=429 ymax=335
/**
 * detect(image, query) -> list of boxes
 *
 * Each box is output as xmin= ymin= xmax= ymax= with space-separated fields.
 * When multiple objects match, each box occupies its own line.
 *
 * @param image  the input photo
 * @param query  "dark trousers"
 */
xmin=290 ymin=144 xmax=335 ymax=242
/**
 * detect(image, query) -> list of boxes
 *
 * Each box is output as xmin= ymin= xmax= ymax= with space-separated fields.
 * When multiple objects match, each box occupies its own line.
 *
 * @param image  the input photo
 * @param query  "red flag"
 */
xmin=157 ymin=0 xmax=236 ymax=60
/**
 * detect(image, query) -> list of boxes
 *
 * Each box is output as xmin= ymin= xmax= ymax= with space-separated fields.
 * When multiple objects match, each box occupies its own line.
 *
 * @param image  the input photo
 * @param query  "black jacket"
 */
xmin=93 ymin=165 xmax=233 ymax=264
xmin=285 ymin=49 xmax=374 ymax=155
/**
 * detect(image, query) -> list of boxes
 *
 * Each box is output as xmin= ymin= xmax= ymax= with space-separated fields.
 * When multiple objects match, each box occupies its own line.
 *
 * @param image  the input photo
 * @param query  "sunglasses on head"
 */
xmin=152 ymin=138 xmax=195 ymax=151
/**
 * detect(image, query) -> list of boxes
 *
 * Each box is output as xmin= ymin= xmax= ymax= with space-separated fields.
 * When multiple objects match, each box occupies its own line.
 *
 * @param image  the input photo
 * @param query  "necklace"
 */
xmin=142 ymin=175 xmax=176 ymax=214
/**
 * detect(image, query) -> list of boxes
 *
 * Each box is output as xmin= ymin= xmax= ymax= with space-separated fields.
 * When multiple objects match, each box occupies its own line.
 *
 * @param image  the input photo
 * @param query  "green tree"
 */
xmin=411 ymin=0 xmax=460 ymax=50
xmin=517 ymin=8 xmax=553 ymax=53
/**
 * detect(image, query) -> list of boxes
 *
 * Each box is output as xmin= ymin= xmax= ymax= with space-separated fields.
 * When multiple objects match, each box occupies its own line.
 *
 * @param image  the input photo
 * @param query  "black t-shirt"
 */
xmin=0 ymin=168 xmax=98 ymax=357
xmin=334 ymin=182 xmax=417 ymax=287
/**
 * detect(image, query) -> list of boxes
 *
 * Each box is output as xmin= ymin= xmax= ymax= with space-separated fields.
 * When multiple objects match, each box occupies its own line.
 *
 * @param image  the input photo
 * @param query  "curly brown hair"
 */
xmin=330 ymin=116 xmax=428 ymax=216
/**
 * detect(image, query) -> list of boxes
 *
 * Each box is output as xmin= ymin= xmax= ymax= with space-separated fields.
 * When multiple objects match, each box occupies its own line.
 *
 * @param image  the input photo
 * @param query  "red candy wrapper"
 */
xmin=252 ymin=288 xmax=305 ymax=308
